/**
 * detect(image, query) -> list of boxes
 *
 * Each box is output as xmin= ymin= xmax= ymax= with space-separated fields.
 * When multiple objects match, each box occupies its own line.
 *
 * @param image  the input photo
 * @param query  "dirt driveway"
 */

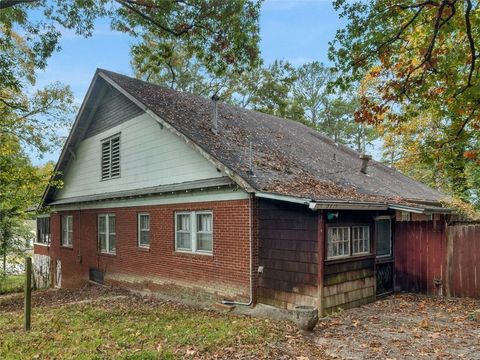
xmin=313 ymin=293 xmax=480 ymax=360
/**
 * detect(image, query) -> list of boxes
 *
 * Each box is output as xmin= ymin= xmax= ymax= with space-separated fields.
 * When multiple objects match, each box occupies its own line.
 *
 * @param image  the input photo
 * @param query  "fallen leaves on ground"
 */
xmin=314 ymin=294 xmax=480 ymax=359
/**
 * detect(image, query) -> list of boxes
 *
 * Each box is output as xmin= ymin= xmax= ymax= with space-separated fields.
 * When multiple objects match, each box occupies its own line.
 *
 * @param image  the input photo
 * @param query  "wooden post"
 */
xmin=317 ymin=211 xmax=325 ymax=316
xmin=24 ymin=257 xmax=32 ymax=331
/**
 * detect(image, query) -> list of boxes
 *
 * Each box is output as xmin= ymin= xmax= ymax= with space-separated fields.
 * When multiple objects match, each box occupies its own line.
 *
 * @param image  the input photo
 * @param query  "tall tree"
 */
xmin=329 ymin=0 xmax=480 ymax=206
xmin=291 ymin=62 xmax=330 ymax=126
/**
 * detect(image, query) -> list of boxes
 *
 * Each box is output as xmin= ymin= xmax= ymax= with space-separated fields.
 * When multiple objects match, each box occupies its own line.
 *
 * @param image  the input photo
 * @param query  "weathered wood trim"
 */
xmin=324 ymin=257 xmax=375 ymax=276
xmin=317 ymin=210 xmax=325 ymax=315
xmin=98 ymin=71 xmax=256 ymax=195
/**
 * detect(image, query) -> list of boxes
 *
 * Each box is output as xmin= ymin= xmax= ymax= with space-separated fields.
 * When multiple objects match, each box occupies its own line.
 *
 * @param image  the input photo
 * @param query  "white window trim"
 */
xmin=351 ymin=225 xmax=370 ymax=256
xmin=98 ymin=214 xmax=116 ymax=254
xmin=100 ymin=133 xmax=121 ymax=181
xmin=175 ymin=210 xmax=213 ymax=255
xmin=61 ymin=215 xmax=73 ymax=247
xmin=327 ymin=225 xmax=373 ymax=260
xmin=137 ymin=213 xmax=150 ymax=248
xmin=327 ymin=226 xmax=351 ymax=260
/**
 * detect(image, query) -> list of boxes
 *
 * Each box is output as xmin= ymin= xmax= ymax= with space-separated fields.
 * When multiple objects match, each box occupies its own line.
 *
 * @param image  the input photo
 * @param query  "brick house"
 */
xmin=34 ymin=69 xmax=451 ymax=314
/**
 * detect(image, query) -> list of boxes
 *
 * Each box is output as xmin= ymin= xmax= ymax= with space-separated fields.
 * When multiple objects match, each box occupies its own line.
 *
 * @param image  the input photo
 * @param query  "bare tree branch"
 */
xmin=114 ymin=0 xmax=192 ymax=36
xmin=464 ymin=0 xmax=476 ymax=87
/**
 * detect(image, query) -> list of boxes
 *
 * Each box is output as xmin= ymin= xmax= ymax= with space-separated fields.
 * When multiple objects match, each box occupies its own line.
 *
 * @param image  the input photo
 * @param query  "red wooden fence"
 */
xmin=394 ymin=221 xmax=446 ymax=296
xmin=446 ymin=224 xmax=480 ymax=298
xmin=394 ymin=221 xmax=480 ymax=299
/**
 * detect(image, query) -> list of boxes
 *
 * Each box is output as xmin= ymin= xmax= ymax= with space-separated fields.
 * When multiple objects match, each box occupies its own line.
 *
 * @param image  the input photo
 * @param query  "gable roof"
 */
xmin=43 ymin=69 xmax=447 ymax=209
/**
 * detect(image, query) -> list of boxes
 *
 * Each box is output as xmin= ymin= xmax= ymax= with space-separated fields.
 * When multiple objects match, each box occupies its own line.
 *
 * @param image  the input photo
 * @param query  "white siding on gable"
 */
xmin=55 ymin=112 xmax=223 ymax=200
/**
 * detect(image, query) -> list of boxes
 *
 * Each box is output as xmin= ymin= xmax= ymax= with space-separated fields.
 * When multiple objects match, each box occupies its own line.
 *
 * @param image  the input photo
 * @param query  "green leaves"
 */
xmin=330 ymin=0 xmax=480 ymax=208
xmin=118 ymin=0 xmax=262 ymax=77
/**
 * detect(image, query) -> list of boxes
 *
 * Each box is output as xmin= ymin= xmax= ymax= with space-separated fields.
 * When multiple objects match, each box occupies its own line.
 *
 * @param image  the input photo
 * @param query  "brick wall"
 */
xmin=41 ymin=199 xmax=253 ymax=300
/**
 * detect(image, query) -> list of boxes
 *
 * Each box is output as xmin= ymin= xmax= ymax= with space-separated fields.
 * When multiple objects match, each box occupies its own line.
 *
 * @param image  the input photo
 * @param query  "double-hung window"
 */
xmin=175 ymin=211 xmax=213 ymax=254
xmin=327 ymin=225 xmax=371 ymax=259
xmin=138 ymin=213 xmax=150 ymax=248
xmin=98 ymin=214 xmax=116 ymax=254
xmin=101 ymin=134 xmax=120 ymax=180
xmin=61 ymin=215 xmax=73 ymax=247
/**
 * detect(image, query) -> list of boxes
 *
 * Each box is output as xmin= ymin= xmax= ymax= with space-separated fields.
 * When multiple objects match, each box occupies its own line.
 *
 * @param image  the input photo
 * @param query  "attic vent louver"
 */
xmin=360 ymin=154 xmax=372 ymax=174
xmin=211 ymin=94 xmax=220 ymax=134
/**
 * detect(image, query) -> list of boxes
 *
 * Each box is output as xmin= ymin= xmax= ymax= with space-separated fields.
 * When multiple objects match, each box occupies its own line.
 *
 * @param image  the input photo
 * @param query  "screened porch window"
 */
xmin=376 ymin=218 xmax=392 ymax=257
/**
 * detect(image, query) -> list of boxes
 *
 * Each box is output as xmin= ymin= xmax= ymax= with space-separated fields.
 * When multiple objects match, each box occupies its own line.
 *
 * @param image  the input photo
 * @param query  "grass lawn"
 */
xmin=0 ymin=287 xmax=328 ymax=360
xmin=0 ymin=275 xmax=24 ymax=295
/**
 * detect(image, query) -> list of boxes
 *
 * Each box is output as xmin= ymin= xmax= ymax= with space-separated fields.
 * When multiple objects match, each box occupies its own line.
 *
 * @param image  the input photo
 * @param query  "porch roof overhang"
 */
xmin=48 ymin=177 xmax=234 ymax=206
xmin=255 ymin=191 xmax=452 ymax=214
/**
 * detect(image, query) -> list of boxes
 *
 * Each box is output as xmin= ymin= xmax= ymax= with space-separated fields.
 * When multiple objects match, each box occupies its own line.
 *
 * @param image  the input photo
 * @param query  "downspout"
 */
xmin=222 ymin=193 xmax=254 ymax=306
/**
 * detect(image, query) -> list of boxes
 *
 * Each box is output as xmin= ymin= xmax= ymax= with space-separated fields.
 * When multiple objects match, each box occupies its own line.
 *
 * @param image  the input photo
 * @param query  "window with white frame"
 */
xmin=327 ymin=225 xmax=371 ymax=259
xmin=101 ymin=134 xmax=120 ymax=180
xmin=327 ymin=227 xmax=350 ymax=259
xmin=138 ymin=213 xmax=150 ymax=248
xmin=352 ymin=226 xmax=369 ymax=255
xmin=61 ymin=215 xmax=73 ymax=247
xmin=175 ymin=211 xmax=213 ymax=254
xmin=98 ymin=214 xmax=116 ymax=254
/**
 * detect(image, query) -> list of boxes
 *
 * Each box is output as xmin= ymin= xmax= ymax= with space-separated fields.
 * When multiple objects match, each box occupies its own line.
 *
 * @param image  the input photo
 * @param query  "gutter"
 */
xmin=256 ymin=191 xmax=451 ymax=214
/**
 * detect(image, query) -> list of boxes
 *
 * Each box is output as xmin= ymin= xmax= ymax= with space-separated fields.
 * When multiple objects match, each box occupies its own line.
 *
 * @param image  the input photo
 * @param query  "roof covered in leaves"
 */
xmin=98 ymin=69 xmax=444 ymax=205
xmin=44 ymin=69 xmax=445 ymax=207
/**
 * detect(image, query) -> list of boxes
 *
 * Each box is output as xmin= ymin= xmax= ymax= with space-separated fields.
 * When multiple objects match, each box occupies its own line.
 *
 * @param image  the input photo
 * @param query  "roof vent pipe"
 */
xmin=360 ymin=154 xmax=372 ymax=174
xmin=211 ymin=93 xmax=220 ymax=134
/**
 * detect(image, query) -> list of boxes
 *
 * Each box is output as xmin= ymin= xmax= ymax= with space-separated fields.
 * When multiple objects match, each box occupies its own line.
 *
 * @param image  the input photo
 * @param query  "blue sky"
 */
xmin=35 ymin=0 xmax=344 ymax=164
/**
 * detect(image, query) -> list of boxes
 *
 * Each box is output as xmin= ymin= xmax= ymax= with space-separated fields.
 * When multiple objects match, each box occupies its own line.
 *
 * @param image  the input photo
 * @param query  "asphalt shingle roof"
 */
xmin=98 ymin=70 xmax=444 ymax=205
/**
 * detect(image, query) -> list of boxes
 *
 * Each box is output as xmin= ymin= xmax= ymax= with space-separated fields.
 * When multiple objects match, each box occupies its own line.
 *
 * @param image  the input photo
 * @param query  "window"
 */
xmin=101 ymin=134 xmax=120 ymax=180
xmin=175 ymin=211 xmax=213 ymax=254
xmin=327 ymin=227 xmax=350 ymax=259
xmin=61 ymin=215 xmax=73 ymax=247
xmin=352 ymin=226 xmax=369 ymax=255
xmin=98 ymin=214 xmax=116 ymax=254
xmin=36 ymin=216 xmax=51 ymax=245
xmin=138 ymin=213 xmax=150 ymax=248
xmin=376 ymin=218 xmax=392 ymax=257
xmin=327 ymin=225 xmax=372 ymax=260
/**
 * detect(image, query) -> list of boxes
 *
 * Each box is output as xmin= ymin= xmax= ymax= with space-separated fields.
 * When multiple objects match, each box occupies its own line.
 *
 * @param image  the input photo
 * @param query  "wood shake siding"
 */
xmin=258 ymin=199 xmax=318 ymax=309
xmin=323 ymin=258 xmax=376 ymax=314
xmin=84 ymin=87 xmax=143 ymax=139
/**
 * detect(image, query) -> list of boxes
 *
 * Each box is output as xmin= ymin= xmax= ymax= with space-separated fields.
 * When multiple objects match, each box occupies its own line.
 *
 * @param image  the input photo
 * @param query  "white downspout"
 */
xmin=222 ymin=193 xmax=254 ymax=306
